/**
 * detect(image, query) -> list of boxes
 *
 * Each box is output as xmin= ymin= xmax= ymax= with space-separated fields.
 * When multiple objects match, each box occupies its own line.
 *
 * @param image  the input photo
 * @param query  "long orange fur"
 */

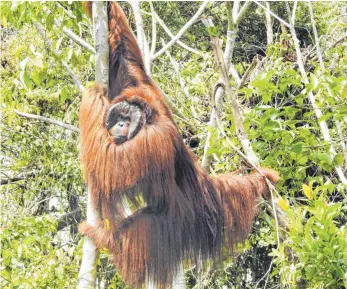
xmin=80 ymin=2 xmax=279 ymax=288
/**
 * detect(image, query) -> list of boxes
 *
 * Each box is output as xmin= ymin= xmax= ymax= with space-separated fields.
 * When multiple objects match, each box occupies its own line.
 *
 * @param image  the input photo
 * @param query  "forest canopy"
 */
xmin=1 ymin=1 xmax=346 ymax=289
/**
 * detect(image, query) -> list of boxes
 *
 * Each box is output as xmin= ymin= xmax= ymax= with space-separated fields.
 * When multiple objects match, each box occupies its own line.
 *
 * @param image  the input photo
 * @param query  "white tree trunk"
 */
xmin=77 ymin=2 xmax=109 ymax=289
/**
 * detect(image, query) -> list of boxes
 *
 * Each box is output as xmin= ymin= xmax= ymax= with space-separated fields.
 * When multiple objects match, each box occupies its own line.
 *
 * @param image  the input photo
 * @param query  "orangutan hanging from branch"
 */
xmin=79 ymin=2 xmax=279 ymax=288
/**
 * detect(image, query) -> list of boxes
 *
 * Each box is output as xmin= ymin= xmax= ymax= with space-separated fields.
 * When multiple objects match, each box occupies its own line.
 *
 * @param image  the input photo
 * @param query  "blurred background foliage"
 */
xmin=1 ymin=1 xmax=346 ymax=288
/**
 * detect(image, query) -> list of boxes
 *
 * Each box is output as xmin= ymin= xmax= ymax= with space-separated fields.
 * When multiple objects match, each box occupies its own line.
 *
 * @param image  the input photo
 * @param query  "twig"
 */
xmin=151 ymin=6 xmax=202 ymax=56
xmin=165 ymin=46 xmax=191 ymax=101
xmin=56 ymin=2 xmax=76 ymax=19
xmin=329 ymin=33 xmax=347 ymax=49
xmin=151 ymin=0 xmax=209 ymax=60
xmin=201 ymin=13 xmax=245 ymax=169
xmin=253 ymin=0 xmax=291 ymax=28
xmin=235 ymin=1 xmax=252 ymax=25
xmin=149 ymin=2 xmax=157 ymax=56
xmin=237 ymin=56 xmax=258 ymax=89
xmin=0 ymin=171 xmax=36 ymax=185
xmin=307 ymin=2 xmax=323 ymax=68
xmin=336 ymin=121 xmax=347 ymax=170
xmin=54 ymin=19 xmax=96 ymax=54
xmin=14 ymin=110 xmax=80 ymax=133
xmin=211 ymin=36 xmax=259 ymax=166
xmin=254 ymin=261 xmax=273 ymax=289
xmin=57 ymin=208 xmax=82 ymax=230
xmin=33 ymin=22 xmax=85 ymax=93
xmin=154 ymin=83 xmax=193 ymax=127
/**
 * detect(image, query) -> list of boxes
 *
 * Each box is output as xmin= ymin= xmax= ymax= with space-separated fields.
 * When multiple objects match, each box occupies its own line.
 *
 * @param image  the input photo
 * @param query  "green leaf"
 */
xmin=251 ymin=79 xmax=269 ymax=89
xmin=278 ymin=197 xmax=289 ymax=211
xmin=333 ymin=153 xmax=344 ymax=166
xmin=310 ymin=73 xmax=318 ymax=90
xmin=0 ymin=269 xmax=11 ymax=281
xmin=207 ymin=26 xmax=218 ymax=37
xmin=262 ymin=93 xmax=271 ymax=103
xmin=342 ymin=83 xmax=347 ymax=99
xmin=60 ymin=87 xmax=68 ymax=104
xmin=238 ymin=87 xmax=253 ymax=98
xmin=291 ymin=144 xmax=303 ymax=153
xmin=2 ymin=15 xmax=8 ymax=28
xmin=19 ymin=57 xmax=29 ymax=70
xmin=31 ymin=70 xmax=41 ymax=86
xmin=303 ymin=184 xmax=313 ymax=200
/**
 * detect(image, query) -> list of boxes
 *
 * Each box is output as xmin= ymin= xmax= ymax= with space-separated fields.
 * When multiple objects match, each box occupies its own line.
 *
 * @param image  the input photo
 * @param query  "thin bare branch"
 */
xmin=235 ymin=1 xmax=251 ymax=25
xmin=54 ymin=19 xmax=96 ymax=54
xmin=14 ymin=110 xmax=80 ymax=133
xmin=336 ymin=121 xmax=347 ymax=170
xmin=201 ymin=15 xmax=247 ymax=169
xmin=151 ymin=0 xmax=209 ymax=60
xmin=1 ymin=171 xmax=36 ymax=185
xmin=253 ymin=0 xmax=291 ymax=28
xmin=34 ymin=22 xmax=85 ymax=92
xmin=238 ymin=57 xmax=258 ymax=89
xmin=56 ymin=2 xmax=76 ymax=19
xmin=229 ymin=63 xmax=241 ymax=84
xmin=165 ymin=49 xmax=192 ymax=101
xmin=307 ymin=3 xmax=323 ymax=69
xmin=211 ymin=37 xmax=259 ymax=166
xmin=149 ymin=2 xmax=157 ymax=56
xmin=330 ymin=33 xmax=347 ymax=49
xmin=151 ymin=6 xmax=202 ymax=56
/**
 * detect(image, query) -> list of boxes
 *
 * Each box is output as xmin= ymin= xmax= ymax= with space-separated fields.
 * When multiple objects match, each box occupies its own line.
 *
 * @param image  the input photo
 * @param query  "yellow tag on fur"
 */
xmin=105 ymin=219 xmax=111 ymax=231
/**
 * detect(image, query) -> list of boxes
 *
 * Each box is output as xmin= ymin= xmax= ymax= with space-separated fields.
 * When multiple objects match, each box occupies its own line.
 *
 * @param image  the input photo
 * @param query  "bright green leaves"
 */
xmin=272 ymin=190 xmax=346 ymax=289
xmin=342 ymin=83 xmax=347 ymax=99
xmin=1 ymin=216 xmax=81 ymax=289
xmin=19 ymin=57 xmax=32 ymax=90
xmin=207 ymin=26 xmax=219 ymax=37
xmin=303 ymin=183 xmax=314 ymax=200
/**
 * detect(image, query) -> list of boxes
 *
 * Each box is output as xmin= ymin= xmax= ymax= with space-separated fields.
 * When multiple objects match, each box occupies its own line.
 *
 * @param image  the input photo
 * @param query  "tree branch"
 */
xmin=235 ymin=1 xmax=251 ymax=25
xmin=201 ymin=10 xmax=250 ymax=170
xmin=57 ymin=208 xmax=82 ymax=231
xmin=253 ymin=0 xmax=291 ymax=28
xmin=151 ymin=0 xmax=209 ymax=60
xmin=149 ymin=2 xmax=157 ymax=56
xmin=165 ymin=49 xmax=192 ymax=102
xmin=151 ymin=6 xmax=202 ymax=56
xmin=54 ymin=19 xmax=96 ymax=54
xmin=211 ymin=37 xmax=259 ymax=166
xmin=14 ymin=110 xmax=80 ymax=133
xmin=56 ymin=2 xmax=76 ymax=19
xmin=264 ymin=2 xmax=274 ymax=45
xmin=1 ymin=171 xmax=36 ymax=185
xmin=33 ymin=22 xmax=85 ymax=93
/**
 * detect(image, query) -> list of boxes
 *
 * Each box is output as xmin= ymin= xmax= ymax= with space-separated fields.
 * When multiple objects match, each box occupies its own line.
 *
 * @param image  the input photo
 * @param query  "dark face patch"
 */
xmin=106 ymin=102 xmax=144 ymax=143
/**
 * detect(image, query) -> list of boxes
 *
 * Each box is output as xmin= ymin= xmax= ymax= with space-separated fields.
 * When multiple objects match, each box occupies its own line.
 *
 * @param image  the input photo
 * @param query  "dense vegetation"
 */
xmin=1 ymin=2 xmax=346 ymax=288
